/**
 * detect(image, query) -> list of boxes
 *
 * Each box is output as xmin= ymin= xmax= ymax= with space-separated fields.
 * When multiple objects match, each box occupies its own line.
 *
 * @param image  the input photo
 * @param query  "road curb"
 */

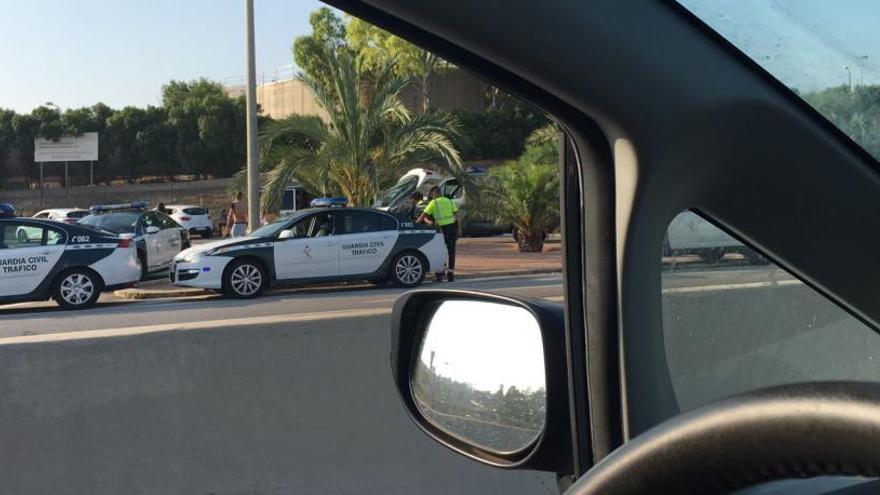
xmin=114 ymin=287 xmax=211 ymax=300
xmin=113 ymin=268 xmax=562 ymax=300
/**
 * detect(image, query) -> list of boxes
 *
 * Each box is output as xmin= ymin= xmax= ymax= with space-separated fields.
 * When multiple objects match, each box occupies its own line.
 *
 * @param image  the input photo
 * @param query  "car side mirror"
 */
xmin=391 ymin=290 xmax=572 ymax=474
xmin=278 ymin=229 xmax=296 ymax=240
xmin=145 ymin=226 xmax=160 ymax=235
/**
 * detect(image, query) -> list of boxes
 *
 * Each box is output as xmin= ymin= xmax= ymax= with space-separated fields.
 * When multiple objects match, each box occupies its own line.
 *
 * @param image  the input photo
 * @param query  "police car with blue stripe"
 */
xmin=0 ymin=203 xmax=141 ymax=310
xmin=170 ymin=198 xmax=448 ymax=298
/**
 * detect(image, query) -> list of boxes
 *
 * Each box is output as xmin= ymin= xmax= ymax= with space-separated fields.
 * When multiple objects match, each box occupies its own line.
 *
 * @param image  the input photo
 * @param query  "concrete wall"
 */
xmin=1 ymin=178 xmax=235 ymax=219
xmin=0 ymin=314 xmax=553 ymax=494
xmin=227 ymin=68 xmax=488 ymax=120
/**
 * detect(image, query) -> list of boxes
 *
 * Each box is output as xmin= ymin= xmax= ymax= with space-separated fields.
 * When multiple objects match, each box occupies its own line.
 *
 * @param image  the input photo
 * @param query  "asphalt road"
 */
xmin=0 ymin=274 xmax=564 ymax=336
xmin=0 ymin=262 xmax=868 ymax=494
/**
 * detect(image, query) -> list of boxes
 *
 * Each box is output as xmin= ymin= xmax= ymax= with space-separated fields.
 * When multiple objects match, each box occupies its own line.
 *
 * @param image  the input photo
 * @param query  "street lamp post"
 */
xmin=245 ymin=0 xmax=261 ymax=232
xmin=843 ymin=65 xmax=853 ymax=93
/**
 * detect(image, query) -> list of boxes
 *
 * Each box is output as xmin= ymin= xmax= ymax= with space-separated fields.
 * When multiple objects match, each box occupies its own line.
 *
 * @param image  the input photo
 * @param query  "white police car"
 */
xmin=78 ymin=202 xmax=190 ymax=280
xmin=170 ymin=203 xmax=448 ymax=298
xmin=0 ymin=203 xmax=140 ymax=310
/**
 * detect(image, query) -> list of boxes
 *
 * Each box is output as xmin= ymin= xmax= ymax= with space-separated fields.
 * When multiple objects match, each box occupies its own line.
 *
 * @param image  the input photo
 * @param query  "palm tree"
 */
xmin=487 ymin=147 xmax=560 ymax=253
xmin=248 ymin=46 xmax=463 ymax=212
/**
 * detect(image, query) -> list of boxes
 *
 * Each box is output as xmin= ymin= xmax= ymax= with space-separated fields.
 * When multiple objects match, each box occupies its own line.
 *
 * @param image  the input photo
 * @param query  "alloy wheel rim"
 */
xmin=60 ymin=273 xmax=95 ymax=305
xmin=231 ymin=264 xmax=262 ymax=296
xmin=396 ymin=255 xmax=422 ymax=285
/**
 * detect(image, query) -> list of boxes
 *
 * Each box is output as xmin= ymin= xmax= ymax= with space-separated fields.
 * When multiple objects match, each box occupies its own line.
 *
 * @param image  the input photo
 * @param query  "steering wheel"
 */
xmin=569 ymin=382 xmax=880 ymax=494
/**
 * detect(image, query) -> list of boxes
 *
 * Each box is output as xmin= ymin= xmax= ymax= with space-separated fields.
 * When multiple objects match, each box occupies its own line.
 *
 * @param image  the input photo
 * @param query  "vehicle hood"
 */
xmin=176 ymin=236 xmax=258 ymax=260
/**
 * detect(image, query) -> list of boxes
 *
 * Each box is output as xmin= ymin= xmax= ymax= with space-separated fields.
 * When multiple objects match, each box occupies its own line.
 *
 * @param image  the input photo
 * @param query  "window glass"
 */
xmin=80 ymin=213 xmax=140 ymax=234
xmin=1 ymin=224 xmax=43 ymax=249
xmin=308 ymin=213 xmax=335 ymax=237
xmin=158 ymin=214 xmax=179 ymax=230
xmin=182 ymin=207 xmax=208 ymax=216
xmin=678 ymin=1 xmax=880 ymax=163
xmin=336 ymin=211 xmax=391 ymax=234
xmin=377 ymin=175 xmax=418 ymax=208
xmin=46 ymin=228 xmax=64 ymax=246
xmin=66 ymin=210 xmax=88 ymax=219
xmin=142 ymin=213 xmax=160 ymax=230
xmin=661 ymin=210 xmax=880 ymax=412
xmin=441 ymin=180 xmax=463 ymax=200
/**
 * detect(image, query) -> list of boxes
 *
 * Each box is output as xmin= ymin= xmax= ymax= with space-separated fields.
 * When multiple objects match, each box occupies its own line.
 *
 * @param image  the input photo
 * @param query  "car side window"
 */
xmin=306 ymin=212 xmax=335 ymax=238
xmin=336 ymin=211 xmax=388 ymax=234
xmin=142 ymin=213 xmax=159 ymax=231
xmin=45 ymin=228 xmax=64 ymax=246
xmin=1 ymin=223 xmax=44 ymax=249
xmin=158 ymin=214 xmax=178 ymax=230
xmin=657 ymin=210 xmax=880 ymax=414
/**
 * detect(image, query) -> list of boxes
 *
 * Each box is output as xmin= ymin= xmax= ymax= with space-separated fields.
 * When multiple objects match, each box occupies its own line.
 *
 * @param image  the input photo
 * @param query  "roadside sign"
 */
xmin=34 ymin=132 xmax=98 ymax=162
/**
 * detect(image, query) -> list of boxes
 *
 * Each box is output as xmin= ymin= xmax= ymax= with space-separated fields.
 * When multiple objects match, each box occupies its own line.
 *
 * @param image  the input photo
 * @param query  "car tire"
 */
xmin=52 ymin=268 xmax=102 ymax=310
xmin=16 ymin=229 xmax=28 ymax=244
xmin=390 ymin=252 xmax=426 ymax=288
xmin=223 ymin=258 xmax=268 ymax=299
xmin=136 ymin=252 xmax=148 ymax=281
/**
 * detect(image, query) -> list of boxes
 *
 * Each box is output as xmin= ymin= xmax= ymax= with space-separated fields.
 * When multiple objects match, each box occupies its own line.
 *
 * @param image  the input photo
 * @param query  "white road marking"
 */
xmin=662 ymin=279 xmax=802 ymax=294
xmin=0 ymin=307 xmax=393 ymax=345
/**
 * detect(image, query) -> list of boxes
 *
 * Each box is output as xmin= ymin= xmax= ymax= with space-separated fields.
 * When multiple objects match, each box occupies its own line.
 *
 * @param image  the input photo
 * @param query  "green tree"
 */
xmin=162 ymin=79 xmax=246 ymax=178
xmin=292 ymin=8 xmax=351 ymax=98
xmin=0 ymin=109 xmax=16 ymax=187
xmin=253 ymin=46 xmax=463 ymax=211
xmin=347 ymin=17 xmax=448 ymax=111
xmin=487 ymin=143 xmax=560 ymax=252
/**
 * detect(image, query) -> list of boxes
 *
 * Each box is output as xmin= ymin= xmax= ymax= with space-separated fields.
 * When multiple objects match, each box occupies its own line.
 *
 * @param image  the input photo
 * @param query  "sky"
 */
xmin=0 ymin=0 xmax=336 ymax=113
xmin=680 ymin=0 xmax=880 ymax=91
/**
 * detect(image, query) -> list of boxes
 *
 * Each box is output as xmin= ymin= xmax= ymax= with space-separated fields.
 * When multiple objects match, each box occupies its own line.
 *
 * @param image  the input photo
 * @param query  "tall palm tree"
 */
xmin=251 ymin=46 xmax=463 ymax=211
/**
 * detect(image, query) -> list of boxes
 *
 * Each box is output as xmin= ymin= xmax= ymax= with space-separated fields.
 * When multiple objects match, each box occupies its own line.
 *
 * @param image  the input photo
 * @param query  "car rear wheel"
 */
xmin=390 ymin=252 xmax=426 ymax=288
xmin=52 ymin=269 xmax=102 ymax=310
xmin=223 ymin=258 xmax=268 ymax=299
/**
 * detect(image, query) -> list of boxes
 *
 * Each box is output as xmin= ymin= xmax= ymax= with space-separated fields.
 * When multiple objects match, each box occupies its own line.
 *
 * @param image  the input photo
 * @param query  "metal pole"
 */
xmin=90 ymin=161 xmax=94 ymax=186
xmin=64 ymin=161 xmax=69 ymax=191
xmin=39 ymin=163 xmax=44 ymax=209
xmin=245 ymin=0 xmax=261 ymax=232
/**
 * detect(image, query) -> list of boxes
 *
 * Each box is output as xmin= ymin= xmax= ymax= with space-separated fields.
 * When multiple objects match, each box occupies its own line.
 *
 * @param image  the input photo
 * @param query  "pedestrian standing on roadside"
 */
xmin=156 ymin=202 xmax=169 ymax=215
xmin=418 ymin=186 xmax=459 ymax=282
xmin=226 ymin=191 xmax=248 ymax=237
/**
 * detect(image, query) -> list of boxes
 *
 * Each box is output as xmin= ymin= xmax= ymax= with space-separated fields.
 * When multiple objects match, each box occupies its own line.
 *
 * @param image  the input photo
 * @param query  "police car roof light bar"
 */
xmin=310 ymin=197 xmax=348 ymax=208
xmin=0 ymin=203 xmax=15 ymax=218
xmin=90 ymin=201 xmax=150 ymax=213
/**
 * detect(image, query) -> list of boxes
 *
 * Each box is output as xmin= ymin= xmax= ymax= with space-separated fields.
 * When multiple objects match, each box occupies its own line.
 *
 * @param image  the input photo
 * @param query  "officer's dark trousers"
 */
xmin=440 ymin=223 xmax=458 ymax=272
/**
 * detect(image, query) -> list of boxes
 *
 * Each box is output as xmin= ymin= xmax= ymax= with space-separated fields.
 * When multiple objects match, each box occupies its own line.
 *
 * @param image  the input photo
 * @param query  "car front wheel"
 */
xmin=52 ymin=269 xmax=102 ymax=310
xmin=223 ymin=258 xmax=268 ymax=299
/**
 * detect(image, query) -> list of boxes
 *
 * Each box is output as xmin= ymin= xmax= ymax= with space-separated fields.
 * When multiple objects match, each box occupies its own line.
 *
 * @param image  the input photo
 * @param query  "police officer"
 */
xmin=418 ymin=186 xmax=459 ymax=282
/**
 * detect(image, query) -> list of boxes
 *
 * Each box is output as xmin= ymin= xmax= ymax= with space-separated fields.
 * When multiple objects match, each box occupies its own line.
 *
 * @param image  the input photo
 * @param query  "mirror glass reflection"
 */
xmin=411 ymin=300 xmax=546 ymax=454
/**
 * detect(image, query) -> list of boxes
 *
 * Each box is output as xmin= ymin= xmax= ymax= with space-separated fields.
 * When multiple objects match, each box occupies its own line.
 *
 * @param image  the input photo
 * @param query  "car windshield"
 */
xmin=376 ymin=175 xmax=418 ymax=208
xmin=249 ymin=212 xmax=307 ymax=238
xmin=678 ymin=0 xmax=880 ymax=164
xmin=78 ymin=212 xmax=140 ymax=234
xmin=66 ymin=210 xmax=89 ymax=219
xmin=181 ymin=207 xmax=207 ymax=215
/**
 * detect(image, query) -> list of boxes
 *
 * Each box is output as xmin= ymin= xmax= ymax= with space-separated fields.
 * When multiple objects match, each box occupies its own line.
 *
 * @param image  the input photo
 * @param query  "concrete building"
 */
xmin=226 ymin=68 xmax=488 ymax=120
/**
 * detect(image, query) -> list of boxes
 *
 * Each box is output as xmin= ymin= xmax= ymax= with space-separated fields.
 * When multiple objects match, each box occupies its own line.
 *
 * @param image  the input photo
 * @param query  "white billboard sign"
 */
xmin=34 ymin=132 xmax=98 ymax=162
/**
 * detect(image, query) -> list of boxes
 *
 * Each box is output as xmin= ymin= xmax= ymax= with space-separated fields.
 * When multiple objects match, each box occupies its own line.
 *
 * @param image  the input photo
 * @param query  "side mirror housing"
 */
xmin=278 ymin=229 xmax=296 ymax=240
xmin=145 ymin=225 xmax=160 ymax=235
xmin=390 ymin=289 xmax=572 ymax=474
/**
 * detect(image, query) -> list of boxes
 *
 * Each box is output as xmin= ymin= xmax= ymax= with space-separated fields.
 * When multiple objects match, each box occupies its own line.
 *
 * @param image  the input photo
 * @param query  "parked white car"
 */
xmin=664 ymin=210 xmax=767 ymax=264
xmin=166 ymin=205 xmax=213 ymax=238
xmin=32 ymin=208 xmax=90 ymax=225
